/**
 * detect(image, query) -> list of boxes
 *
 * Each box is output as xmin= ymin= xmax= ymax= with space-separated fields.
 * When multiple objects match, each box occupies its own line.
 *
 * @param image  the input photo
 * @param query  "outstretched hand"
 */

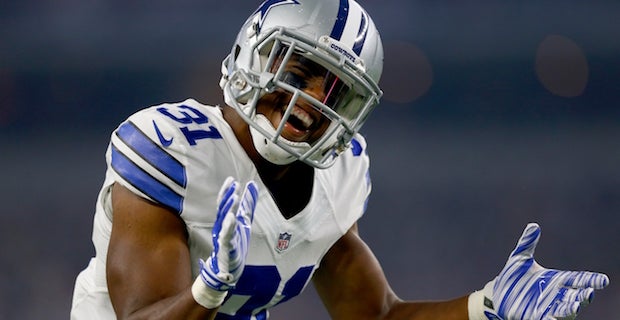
xmin=192 ymin=177 xmax=259 ymax=309
xmin=470 ymin=223 xmax=609 ymax=320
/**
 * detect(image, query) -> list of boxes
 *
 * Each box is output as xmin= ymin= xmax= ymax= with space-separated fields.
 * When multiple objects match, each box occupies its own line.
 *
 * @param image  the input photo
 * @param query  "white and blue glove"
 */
xmin=192 ymin=177 xmax=259 ymax=309
xmin=469 ymin=223 xmax=609 ymax=320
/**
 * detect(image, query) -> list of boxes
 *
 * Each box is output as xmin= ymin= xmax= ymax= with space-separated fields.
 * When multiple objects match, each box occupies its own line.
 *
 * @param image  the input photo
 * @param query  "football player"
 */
xmin=71 ymin=0 xmax=609 ymax=319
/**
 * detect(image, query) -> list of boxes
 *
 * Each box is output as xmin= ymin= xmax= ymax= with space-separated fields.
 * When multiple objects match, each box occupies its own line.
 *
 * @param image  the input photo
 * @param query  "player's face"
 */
xmin=256 ymin=51 xmax=347 ymax=145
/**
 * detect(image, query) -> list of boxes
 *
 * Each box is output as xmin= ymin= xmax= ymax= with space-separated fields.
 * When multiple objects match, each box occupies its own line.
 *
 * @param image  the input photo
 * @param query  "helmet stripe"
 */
xmin=352 ymin=10 xmax=368 ymax=55
xmin=329 ymin=0 xmax=350 ymax=41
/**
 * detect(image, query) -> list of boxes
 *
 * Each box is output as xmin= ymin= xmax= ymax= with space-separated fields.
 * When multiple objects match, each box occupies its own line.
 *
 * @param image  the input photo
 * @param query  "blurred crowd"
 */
xmin=1 ymin=1 xmax=618 ymax=318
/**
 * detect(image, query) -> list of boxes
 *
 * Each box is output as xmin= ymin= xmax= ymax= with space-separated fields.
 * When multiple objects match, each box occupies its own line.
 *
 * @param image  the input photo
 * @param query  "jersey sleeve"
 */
xmin=106 ymin=103 xmax=191 ymax=214
xmin=329 ymin=133 xmax=372 ymax=232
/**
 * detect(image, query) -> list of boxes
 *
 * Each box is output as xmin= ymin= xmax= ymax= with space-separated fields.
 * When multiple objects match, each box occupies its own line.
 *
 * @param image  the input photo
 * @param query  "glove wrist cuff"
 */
xmin=468 ymin=280 xmax=499 ymax=320
xmin=191 ymin=275 xmax=228 ymax=309
xmin=468 ymin=289 xmax=486 ymax=320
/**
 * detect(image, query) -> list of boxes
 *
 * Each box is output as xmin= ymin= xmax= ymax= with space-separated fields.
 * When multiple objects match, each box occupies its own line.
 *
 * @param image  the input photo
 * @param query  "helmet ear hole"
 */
xmin=233 ymin=45 xmax=241 ymax=61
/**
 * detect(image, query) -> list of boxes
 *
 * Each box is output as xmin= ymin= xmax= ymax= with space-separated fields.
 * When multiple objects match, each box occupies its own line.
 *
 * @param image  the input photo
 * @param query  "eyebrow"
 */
xmin=288 ymin=63 xmax=313 ymax=78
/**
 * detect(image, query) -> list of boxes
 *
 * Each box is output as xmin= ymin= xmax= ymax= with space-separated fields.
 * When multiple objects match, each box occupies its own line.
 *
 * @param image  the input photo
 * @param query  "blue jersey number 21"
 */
xmin=216 ymin=265 xmax=314 ymax=320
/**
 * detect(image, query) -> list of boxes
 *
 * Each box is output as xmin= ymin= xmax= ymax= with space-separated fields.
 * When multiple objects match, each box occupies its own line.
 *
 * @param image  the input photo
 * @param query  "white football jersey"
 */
xmin=71 ymin=99 xmax=371 ymax=320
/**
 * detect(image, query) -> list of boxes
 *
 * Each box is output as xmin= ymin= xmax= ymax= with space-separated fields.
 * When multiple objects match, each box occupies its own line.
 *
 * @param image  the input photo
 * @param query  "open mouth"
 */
xmin=281 ymin=104 xmax=325 ymax=142
xmin=260 ymin=90 xmax=329 ymax=142
xmin=287 ymin=106 xmax=314 ymax=131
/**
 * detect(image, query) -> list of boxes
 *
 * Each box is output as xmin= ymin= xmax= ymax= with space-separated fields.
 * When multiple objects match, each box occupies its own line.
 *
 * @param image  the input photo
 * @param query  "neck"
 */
xmin=221 ymin=105 xmax=315 ymax=219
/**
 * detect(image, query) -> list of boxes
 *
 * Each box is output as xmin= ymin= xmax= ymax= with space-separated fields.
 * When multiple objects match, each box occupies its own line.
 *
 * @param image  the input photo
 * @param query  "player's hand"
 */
xmin=192 ymin=177 xmax=259 ymax=309
xmin=469 ymin=223 xmax=609 ymax=320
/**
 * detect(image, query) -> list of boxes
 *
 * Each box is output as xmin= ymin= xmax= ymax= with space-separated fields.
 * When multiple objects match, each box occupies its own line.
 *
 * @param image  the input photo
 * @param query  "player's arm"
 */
xmin=107 ymin=177 xmax=258 ymax=320
xmin=314 ymin=222 xmax=610 ymax=320
xmin=313 ymin=223 xmax=469 ymax=320
xmin=107 ymin=183 xmax=217 ymax=320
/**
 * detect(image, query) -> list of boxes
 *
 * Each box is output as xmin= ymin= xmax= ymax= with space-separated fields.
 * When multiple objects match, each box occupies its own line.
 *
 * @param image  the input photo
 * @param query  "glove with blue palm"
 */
xmin=192 ymin=177 xmax=259 ymax=309
xmin=469 ymin=223 xmax=609 ymax=320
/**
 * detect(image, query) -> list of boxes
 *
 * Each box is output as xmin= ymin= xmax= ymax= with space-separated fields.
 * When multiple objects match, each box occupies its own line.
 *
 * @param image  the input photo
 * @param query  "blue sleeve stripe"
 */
xmin=116 ymin=121 xmax=187 ymax=188
xmin=111 ymin=143 xmax=183 ymax=214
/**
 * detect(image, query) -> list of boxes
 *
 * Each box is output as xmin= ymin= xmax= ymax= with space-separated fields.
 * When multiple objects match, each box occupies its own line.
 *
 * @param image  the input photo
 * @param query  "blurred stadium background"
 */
xmin=1 ymin=0 xmax=618 ymax=318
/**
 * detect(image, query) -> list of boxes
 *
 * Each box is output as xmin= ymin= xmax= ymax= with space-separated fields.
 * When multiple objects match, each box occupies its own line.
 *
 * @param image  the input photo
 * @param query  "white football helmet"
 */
xmin=220 ymin=0 xmax=383 ymax=169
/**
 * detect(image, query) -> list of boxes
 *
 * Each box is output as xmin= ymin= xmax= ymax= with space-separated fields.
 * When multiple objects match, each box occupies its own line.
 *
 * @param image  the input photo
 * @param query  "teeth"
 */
xmin=290 ymin=107 xmax=314 ymax=129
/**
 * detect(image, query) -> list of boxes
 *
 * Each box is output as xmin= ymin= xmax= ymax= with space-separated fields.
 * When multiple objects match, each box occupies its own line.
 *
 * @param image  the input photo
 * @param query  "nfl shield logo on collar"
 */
xmin=276 ymin=232 xmax=292 ymax=252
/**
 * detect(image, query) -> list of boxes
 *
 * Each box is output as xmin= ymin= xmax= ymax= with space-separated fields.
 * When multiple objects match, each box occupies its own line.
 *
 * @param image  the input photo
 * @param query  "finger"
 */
xmin=216 ymin=177 xmax=237 ymax=211
xmin=510 ymin=222 xmax=541 ymax=259
xmin=561 ymin=287 xmax=594 ymax=306
xmin=213 ymin=186 xmax=237 ymax=234
xmin=235 ymin=181 xmax=258 ymax=254
xmin=218 ymin=191 xmax=236 ymax=218
xmin=548 ymin=301 xmax=580 ymax=318
xmin=213 ymin=192 xmax=239 ymax=258
xmin=216 ymin=205 xmax=241 ymax=281
xmin=561 ymin=271 xmax=610 ymax=290
xmin=220 ymin=196 xmax=240 ymax=242
xmin=237 ymin=181 xmax=259 ymax=226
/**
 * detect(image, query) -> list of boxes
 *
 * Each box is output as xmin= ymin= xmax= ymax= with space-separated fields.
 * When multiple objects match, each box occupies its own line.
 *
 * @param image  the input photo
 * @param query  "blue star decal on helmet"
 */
xmin=253 ymin=0 xmax=300 ymax=31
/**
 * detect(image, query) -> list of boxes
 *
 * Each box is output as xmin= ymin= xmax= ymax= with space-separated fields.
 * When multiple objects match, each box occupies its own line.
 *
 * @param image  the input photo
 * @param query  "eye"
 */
xmin=282 ymin=71 xmax=307 ymax=89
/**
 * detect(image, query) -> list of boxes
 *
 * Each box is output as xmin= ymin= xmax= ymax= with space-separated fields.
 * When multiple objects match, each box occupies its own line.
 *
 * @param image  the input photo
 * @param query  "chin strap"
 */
xmin=249 ymin=114 xmax=310 ymax=165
